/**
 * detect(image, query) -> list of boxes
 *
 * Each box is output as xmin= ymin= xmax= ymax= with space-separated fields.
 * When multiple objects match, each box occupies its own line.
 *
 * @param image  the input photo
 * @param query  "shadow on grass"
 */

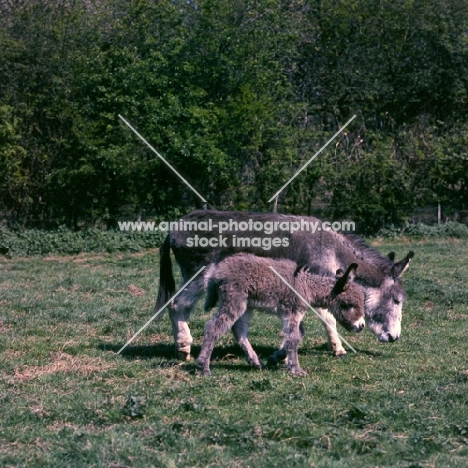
xmin=97 ymin=341 xmax=281 ymax=374
xmin=356 ymin=348 xmax=384 ymax=357
xmin=98 ymin=340 xmax=382 ymax=375
xmin=98 ymin=340 xmax=382 ymax=358
xmin=98 ymin=341 xmax=279 ymax=360
xmin=97 ymin=341 xmax=176 ymax=360
xmin=299 ymin=342 xmax=384 ymax=358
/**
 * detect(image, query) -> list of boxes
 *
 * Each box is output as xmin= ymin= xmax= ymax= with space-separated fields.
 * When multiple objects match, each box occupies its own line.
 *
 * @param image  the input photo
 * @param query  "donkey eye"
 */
xmin=393 ymin=298 xmax=401 ymax=305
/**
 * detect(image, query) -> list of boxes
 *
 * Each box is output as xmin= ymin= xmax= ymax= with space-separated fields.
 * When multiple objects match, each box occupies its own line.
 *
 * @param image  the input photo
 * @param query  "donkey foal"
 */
xmin=198 ymin=254 xmax=365 ymax=376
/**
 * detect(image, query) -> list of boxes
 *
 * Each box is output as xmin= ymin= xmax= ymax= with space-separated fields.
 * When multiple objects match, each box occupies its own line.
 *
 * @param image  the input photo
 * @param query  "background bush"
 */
xmin=0 ymin=0 xmax=467 ymax=233
xmin=0 ymin=227 xmax=165 ymax=256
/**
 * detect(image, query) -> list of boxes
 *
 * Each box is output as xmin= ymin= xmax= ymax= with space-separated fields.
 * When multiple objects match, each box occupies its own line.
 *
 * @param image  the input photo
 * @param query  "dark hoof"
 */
xmin=197 ymin=363 xmax=211 ymax=376
xmin=267 ymin=356 xmax=279 ymax=367
xmin=267 ymin=348 xmax=287 ymax=367
xmin=177 ymin=351 xmax=193 ymax=361
xmin=246 ymin=357 xmax=264 ymax=369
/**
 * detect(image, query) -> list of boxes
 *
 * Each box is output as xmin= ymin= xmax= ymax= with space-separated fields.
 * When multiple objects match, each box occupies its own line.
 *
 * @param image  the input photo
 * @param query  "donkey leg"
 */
xmin=169 ymin=277 xmax=204 ymax=361
xmin=267 ymin=347 xmax=287 ymax=367
xmin=231 ymin=309 xmax=263 ymax=369
xmin=268 ymin=318 xmax=306 ymax=366
xmin=283 ymin=311 xmax=306 ymax=376
xmin=267 ymin=315 xmax=289 ymax=366
xmin=197 ymin=294 xmax=247 ymax=376
xmin=317 ymin=307 xmax=347 ymax=357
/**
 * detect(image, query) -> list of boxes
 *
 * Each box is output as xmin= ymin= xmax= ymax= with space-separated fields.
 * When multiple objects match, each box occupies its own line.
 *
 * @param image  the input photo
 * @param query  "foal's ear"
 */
xmin=387 ymin=251 xmax=396 ymax=262
xmin=331 ymin=263 xmax=358 ymax=296
xmin=294 ymin=264 xmax=308 ymax=277
xmin=391 ymin=251 xmax=414 ymax=278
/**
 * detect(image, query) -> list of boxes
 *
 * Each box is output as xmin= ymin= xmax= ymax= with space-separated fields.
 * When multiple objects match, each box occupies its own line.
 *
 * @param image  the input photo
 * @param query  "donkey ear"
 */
xmin=387 ymin=251 xmax=396 ymax=262
xmin=391 ymin=251 xmax=414 ymax=278
xmin=331 ymin=263 xmax=358 ymax=296
xmin=294 ymin=264 xmax=307 ymax=277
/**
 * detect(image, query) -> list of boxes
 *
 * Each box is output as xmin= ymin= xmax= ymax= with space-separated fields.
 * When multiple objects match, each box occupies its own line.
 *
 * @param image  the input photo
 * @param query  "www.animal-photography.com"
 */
xmin=1 ymin=1 xmax=468 ymax=467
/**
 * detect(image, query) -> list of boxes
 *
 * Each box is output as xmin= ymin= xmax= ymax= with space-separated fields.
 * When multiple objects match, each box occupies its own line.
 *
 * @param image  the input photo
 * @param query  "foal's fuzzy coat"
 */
xmin=198 ymin=254 xmax=365 ymax=376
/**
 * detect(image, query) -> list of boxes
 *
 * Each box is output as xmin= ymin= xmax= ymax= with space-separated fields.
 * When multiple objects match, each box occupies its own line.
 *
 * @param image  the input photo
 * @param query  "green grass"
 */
xmin=1 ymin=239 xmax=468 ymax=467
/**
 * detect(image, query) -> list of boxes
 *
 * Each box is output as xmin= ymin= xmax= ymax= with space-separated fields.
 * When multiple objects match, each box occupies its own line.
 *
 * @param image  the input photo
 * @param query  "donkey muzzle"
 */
xmin=352 ymin=321 xmax=365 ymax=333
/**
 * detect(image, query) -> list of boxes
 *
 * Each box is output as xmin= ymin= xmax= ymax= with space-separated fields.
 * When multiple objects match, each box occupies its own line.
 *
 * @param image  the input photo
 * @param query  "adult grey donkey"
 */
xmin=155 ymin=210 xmax=414 ymax=360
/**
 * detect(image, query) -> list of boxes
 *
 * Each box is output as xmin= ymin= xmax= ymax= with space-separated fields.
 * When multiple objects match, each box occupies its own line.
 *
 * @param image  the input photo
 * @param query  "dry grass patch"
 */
xmin=2 ymin=349 xmax=26 ymax=359
xmin=146 ymin=333 xmax=172 ymax=345
xmin=0 ymin=320 xmax=10 ymax=333
xmin=13 ymin=351 xmax=116 ymax=382
xmin=128 ymin=284 xmax=146 ymax=296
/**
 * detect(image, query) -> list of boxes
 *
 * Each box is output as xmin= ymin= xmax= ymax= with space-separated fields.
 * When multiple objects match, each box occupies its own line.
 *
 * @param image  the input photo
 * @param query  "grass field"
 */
xmin=1 ymin=238 xmax=468 ymax=467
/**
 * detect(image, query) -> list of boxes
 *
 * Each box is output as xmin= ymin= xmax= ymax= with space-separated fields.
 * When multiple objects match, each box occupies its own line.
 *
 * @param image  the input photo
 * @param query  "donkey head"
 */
xmin=328 ymin=263 xmax=366 ymax=333
xmin=364 ymin=251 xmax=414 ymax=342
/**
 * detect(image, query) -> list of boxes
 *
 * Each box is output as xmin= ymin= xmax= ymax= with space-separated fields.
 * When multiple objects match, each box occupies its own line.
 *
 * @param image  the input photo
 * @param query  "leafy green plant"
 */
xmin=378 ymin=222 xmax=468 ymax=239
xmin=0 ymin=227 xmax=165 ymax=256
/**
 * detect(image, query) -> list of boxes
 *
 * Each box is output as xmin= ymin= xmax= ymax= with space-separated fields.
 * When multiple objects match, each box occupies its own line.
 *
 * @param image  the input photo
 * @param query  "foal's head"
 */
xmin=327 ymin=263 xmax=366 ymax=332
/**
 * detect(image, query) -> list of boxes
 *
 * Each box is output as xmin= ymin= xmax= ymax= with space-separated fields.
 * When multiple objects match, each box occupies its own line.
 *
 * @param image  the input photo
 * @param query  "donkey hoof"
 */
xmin=267 ymin=356 xmax=279 ymax=367
xmin=289 ymin=367 xmax=307 ymax=377
xmin=201 ymin=368 xmax=211 ymax=376
xmin=177 ymin=351 xmax=193 ymax=361
xmin=267 ymin=349 xmax=287 ymax=367
xmin=247 ymin=358 xmax=264 ymax=369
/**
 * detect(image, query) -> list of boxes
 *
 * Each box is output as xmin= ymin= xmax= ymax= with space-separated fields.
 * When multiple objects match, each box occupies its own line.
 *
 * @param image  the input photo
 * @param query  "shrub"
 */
xmin=378 ymin=222 xmax=468 ymax=239
xmin=0 ymin=227 xmax=166 ymax=256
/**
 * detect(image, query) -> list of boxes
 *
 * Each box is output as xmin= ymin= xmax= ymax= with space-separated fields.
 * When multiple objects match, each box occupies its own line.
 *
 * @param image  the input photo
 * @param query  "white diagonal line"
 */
xmin=268 ymin=115 xmax=357 ymax=202
xmin=118 ymin=114 xmax=208 ymax=203
xmin=117 ymin=266 xmax=206 ymax=354
xmin=268 ymin=266 xmax=357 ymax=353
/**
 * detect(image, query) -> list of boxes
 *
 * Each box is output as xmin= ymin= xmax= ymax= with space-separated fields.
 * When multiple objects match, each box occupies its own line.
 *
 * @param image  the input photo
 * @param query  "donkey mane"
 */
xmin=342 ymin=233 xmax=394 ymax=272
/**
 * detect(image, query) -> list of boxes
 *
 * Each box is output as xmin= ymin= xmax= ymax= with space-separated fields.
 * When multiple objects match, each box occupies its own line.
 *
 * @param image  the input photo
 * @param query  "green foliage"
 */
xmin=0 ymin=105 xmax=28 ymax=219
xmin=0 ymin=0 xmax=467 ymax=231
xmin=378 ymin=221 xmax=468 ymax=239
xmin=123 ymin=394 xmax=147 ymax=419
xmin=0 ymin=227 xmax=165 ymax=256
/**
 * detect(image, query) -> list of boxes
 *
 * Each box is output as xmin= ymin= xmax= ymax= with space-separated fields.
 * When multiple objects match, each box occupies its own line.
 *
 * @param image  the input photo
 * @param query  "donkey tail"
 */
xmin=154 ymin=235 xmax=176 ymax=322
xmin=204 ymin=277 xmax=219 ymax=311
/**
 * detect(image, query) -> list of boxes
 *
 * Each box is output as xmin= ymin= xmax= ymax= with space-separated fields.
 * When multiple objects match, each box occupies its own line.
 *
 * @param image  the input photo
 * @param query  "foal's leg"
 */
xmin=231 ymin=309 xmax=263 ymax=369
xmin=267 ymin=319 xmax=305 ymax=367
xmin=197 ymin=293 xmax=248 ymax=376
xmin=168 ymin=276 xmax=204 ymax=361
xmin=282 ymin=311 xmax=306 ymax=376
xmin=317 ymin=307 xmax=347 ymax=357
